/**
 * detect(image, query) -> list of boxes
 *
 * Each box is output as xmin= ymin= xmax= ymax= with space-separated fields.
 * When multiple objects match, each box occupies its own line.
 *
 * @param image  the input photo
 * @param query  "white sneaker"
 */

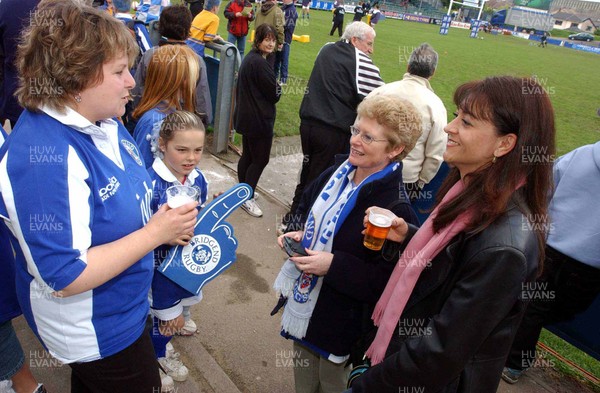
xmin=159 ymin=368 xmax=175 ymax=392
xmin=176 ymin=319 xmax=197 ymax=336
xmin=158 ymin=357 xmax=189 ymax=382
xmin=165 ymin=342 xmax=180 ymax=360
xmin=241 ymin=198 xmax=263 ymax=217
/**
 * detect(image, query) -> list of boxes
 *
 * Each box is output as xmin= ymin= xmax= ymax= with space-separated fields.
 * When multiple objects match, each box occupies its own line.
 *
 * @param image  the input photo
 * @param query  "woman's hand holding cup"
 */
xmin=145 ymin=201 xmax=198 ymax=247
xmin=363 ymin=207 xmax=409 ymax=246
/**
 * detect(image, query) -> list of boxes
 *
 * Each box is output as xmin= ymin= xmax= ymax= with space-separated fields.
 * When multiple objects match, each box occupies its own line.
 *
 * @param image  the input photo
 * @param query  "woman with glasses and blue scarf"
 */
xmin=273 ymin=93 xmax=422 ymax=393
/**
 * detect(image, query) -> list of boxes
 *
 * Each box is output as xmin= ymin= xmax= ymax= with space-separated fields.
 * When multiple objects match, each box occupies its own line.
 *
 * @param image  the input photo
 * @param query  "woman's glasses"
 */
xmin=350 ymin=125 xmax=388 ymax=145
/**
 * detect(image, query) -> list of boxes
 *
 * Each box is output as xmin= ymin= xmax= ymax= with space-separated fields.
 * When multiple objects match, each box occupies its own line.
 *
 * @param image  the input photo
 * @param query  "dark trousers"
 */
xmin=69 ymin=330 xmax=160 ymax=393
xmin=505 ymin=246 xmax=600 ymax=371
xmin=285 ymin=121 xmax=350 ymax=224
xmin=274 ymin=42 xmax=291 ymax=82
xmin=330 ymin=20 xmax=343 ymax=37
xmin=238 ymin=135 xmax=273 ymax=197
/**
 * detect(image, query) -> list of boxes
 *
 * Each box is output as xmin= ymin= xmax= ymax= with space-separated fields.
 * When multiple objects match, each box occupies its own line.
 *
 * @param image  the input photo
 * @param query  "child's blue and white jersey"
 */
xmin=147 ymin=157 xmax=208 ymax=320
xmin=133 ymin=106 xmax=173 ymax=168
xmin=0 ymin=125 xmax=21 ymax=325
xmin=0 ymin=107 xmax=154 ymax=364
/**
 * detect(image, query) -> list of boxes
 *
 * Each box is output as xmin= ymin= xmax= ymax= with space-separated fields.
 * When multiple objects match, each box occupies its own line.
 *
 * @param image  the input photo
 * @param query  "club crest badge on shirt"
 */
xmin=121 ymin=139 xmax=143 ymax=166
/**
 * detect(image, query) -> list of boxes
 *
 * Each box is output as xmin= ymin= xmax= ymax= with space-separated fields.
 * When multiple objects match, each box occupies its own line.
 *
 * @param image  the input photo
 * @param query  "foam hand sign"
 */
xmin=158 ymin=183 xmax=252 ymax=295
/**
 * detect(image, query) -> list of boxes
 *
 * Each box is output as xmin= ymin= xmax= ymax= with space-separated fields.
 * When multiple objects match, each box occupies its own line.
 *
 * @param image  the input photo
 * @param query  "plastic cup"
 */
xmin=166 ymin=185 xmax=198 ymax=208
xmin=363 ymin=207 xmax=394 ymax=251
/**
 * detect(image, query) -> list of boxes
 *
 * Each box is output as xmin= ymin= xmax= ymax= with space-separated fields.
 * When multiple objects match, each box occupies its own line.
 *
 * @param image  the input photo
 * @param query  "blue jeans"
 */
xmin=0 ymin=320 xmax=24 ymax=380
xmin=274 ymin=42 xmax=291 ymax=83
xmin=227 ymin=32 xmax=247 ymax=62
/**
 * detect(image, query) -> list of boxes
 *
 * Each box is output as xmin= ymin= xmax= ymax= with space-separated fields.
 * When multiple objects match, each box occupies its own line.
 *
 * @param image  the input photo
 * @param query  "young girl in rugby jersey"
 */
xmin=147 ymin=111 xmax=208 ymax=387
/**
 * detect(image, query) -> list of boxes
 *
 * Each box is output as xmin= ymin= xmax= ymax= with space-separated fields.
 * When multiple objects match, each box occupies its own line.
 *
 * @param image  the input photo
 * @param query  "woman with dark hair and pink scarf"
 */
xmin=348 ymin=76 xmax=556 ymax=393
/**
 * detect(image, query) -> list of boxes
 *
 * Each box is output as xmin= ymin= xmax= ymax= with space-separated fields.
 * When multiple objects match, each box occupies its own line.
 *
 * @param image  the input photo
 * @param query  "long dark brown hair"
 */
xmin=433 ymin=76 xmax=555 ymax=267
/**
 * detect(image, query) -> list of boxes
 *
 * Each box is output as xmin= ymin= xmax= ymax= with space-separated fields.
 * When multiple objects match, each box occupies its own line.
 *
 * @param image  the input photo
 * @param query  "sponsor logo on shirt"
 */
xmin=99 ymin=176 xmax=121 ymax=202
xmin=121 ymin=139 xmax=143 ymax=166
xmin=181 ymin=235 xmax=221 ymax=275
xmin=137 ymin=180 xmax=153 ymax=225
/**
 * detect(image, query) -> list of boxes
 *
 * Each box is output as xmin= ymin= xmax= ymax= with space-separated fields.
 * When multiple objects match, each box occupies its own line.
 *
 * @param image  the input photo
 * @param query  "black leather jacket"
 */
xmin=352 ymin=199 xmax=540 ymax=393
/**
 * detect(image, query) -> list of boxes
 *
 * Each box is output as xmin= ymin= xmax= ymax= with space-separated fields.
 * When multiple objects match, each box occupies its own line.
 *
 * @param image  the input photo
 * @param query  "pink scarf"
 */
xmin=366 ymin=180 xmax=472 ymax=364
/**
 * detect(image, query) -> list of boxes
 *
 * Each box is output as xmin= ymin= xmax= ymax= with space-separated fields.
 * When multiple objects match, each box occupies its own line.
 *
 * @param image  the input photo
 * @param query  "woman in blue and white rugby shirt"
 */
xmin=0 ymin=1 xmax=197 ymax=391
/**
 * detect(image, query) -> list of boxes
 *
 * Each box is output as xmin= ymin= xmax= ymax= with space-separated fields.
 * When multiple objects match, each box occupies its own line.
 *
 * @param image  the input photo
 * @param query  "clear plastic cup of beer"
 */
xmin=363 ymin=207 xmax=394 ymax=251
xmin=166 ymin=185 xmax=198 ymax=208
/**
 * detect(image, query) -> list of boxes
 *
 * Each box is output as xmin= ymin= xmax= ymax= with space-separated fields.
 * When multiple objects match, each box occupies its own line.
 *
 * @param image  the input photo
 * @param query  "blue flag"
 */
xmin=158 ymin=183 xmax=252 ymax=295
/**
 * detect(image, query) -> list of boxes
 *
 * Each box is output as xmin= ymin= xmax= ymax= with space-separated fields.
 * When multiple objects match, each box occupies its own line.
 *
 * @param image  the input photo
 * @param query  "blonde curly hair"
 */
xmin=356 ymin=93 xmax=422 ymax=161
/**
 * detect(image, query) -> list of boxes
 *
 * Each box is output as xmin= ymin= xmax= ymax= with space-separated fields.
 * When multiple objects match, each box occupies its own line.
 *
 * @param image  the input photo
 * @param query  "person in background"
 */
xmin=362 ymin=0 xmax=371 ymax=15
xmin=131 ymin=5 xmax=212 ymax=128
xmin=330 ymin=0 xmax=345 ymax=37
xmin=0 ymin=0 xmax=39 ymax=128
xmin=147 ymin=111 xmax=209 ymax=391
xmin=113 ymin=0 xmax=153 ymax=131
xmin=353 ymin=1 xmax=365 ymax=22
xmin=539 ymin=31 xmax=548 ymax=48
xmin=274 ymin=0 xmax=298 ymax=84
xmin=369 ymin=4 xmax=382 ymax=27
xmin=502 ymin=141 xmax=600 ymax=384
xmin=224 ymin=0 xmax=255 ymax=62
xmin=274 ymin=93 xmax=421 ymax=393
xmin=346 ymin=76 xmax=555 ymax=393
xmin=234 ymin=24 xmax=281 ymax=217
xmin=0 ymin=126 xmax=45 ymax=393
xmin=0 ymin=1 xmax=197 ymax=391
xmin=282 ymin=22 xmax=384 ymax=233
xmin=368 ymin=43 xmax=447 ymax=204
xmin=133 ymin=44 xmax=199 ymax=167
xmin=114 ymin=0 xmax=153 ymax=58
xmin=185 ymin=0 xmax=204 ymax=18
xmin=135 ymin=0 xmax=171 ymax=23
xmin=301 ymin=0 xmax=310 ymax=20
xmin=254 ymin=0 xmax=285 ymax=65
xmin=189 ymin=0 xmax=223 ymax=57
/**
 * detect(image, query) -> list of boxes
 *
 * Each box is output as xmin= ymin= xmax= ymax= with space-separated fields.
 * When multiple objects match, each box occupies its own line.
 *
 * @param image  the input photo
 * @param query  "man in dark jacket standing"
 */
xmin=330 ymin=0 xmax=345 ymax=36
xmin=353 ymin=1 xmax=365 ymax=21
xmin=281 ymin=21 xmax=384 ymax=232
xmin=274 ymin=0 xmax=298 ymax=84
xmin=224 ymin=0 xmax=255 ymax=61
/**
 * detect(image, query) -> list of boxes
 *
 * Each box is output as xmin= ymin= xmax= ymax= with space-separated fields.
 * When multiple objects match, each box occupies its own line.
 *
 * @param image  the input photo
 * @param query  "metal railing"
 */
xmin=204 ymin=41 xmax=241 ymax=154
